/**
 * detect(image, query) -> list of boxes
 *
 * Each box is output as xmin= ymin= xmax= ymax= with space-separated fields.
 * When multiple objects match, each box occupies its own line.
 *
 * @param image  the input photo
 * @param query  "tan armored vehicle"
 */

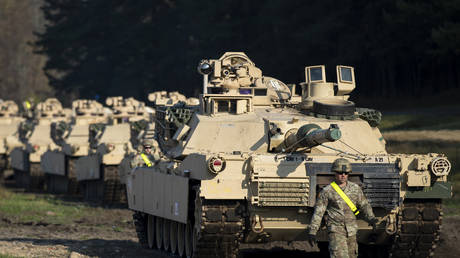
xmin=0 ymin=100 xmax=25 ymax=177
xmin=10 ymin=98 xmax=71 ymax=190
xmin=127 ymin=52 xmax=452 ymax=258
xmin=148 ymin=91 xmax=200 ymax=107
xmin=76 ymin=97 xmax=153 ymax=203
xmin=40 ymin=100 xmax=109 ymax=194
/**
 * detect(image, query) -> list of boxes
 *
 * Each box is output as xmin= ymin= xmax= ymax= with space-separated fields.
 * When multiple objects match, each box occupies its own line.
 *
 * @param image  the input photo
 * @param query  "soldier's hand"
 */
xmin=369 ymin=218 xmax=379 ymax=231
xmin=307 ymin=234 xmax=317 ymax=246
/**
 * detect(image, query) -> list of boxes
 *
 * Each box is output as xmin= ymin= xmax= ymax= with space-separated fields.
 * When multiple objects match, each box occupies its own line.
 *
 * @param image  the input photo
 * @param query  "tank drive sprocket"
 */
xmin=192 ymin=188 xmax=245 ymax=258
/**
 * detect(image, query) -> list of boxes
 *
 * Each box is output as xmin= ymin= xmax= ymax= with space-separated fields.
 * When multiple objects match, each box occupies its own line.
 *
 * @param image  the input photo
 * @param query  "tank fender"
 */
xmin=178 ymin=153 xmax=249 ymax=199
xmin=127 ymin=167 xmax=189 ymax=224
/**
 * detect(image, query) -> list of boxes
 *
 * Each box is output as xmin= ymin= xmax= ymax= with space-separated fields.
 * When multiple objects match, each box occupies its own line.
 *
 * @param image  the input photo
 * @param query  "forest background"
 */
xmin=1 ymin=0 xmax=460 ymax=107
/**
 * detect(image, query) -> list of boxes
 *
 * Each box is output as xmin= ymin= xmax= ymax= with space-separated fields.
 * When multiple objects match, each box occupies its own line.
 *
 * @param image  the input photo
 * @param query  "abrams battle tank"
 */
xmin=127 ymin=52 xmax=452 ymax=258
xmin=0 ymin=100 xmax=25 ymax=178
xmin=76 ymin=97 xmax=153 ymax=203
xmin=40 ymin=99 xmax=110 ymax=194
xmin=10 ymin=98 xmax=71 ymax=190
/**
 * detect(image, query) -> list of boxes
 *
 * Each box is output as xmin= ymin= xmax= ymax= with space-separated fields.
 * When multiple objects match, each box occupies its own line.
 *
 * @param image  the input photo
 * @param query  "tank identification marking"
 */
xmin=374 ymin=157 xmax=385 ymax=163
xmin=281 ymin=156 xmax=306 ymax=162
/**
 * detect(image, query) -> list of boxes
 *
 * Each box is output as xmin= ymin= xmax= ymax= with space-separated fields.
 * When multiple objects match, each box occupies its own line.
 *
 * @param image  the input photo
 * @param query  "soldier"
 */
xmin=307 ymin=158 xmax=378 ymax=258
xmin=130 ymin=138 xmax=159 ymax=168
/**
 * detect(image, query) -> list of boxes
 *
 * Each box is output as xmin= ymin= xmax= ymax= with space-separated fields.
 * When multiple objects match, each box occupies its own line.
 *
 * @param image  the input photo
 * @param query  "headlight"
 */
xmin=430 ymin=157 xmax=451 ymax=176
xmin=207 ymin=156 xmax=226 ymax=174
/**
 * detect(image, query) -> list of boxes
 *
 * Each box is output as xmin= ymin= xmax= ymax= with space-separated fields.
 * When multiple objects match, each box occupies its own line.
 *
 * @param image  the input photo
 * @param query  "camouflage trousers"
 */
xmin=328 ymin=232 xmax=357 ymax=258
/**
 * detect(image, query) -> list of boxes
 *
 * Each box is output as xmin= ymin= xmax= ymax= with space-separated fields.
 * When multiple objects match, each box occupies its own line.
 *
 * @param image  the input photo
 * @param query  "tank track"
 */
xmin=103 ymin=165 xmax=126 ymax=203
xmin=132 ymin=211 xmax=149 ymax=248
xmin=192 ymin=189 xmax=245 ymax=258
xmin=29 ymin=162 xmax=44 ymax=191
xmin=390 ymin=199 xmax=442 ymax=258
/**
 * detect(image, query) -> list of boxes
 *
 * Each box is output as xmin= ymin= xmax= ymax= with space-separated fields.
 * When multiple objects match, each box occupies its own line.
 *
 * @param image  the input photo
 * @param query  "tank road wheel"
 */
xmin=177 ymin=223 xmax=186 ymax=257
xmin=390 ymin=199 xmax=443 ymax=258
xmin=170 ymin=221 xmax=178 ymax=254
xmin=155 ymin=217 xmax=164 ymax=249
xmin=185 ymin=220 xmax=193 ymax=257
xmin=147 ymin=215 xmax=156 ymax=249
xmin=163 ymin=219 xmax=171 ymax=251
xmin=133 ymin=212 xmax=148 ymax=248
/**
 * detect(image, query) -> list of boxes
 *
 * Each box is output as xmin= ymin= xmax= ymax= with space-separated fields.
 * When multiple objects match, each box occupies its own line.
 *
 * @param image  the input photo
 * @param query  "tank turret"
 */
xmin=148 ymin=91 xmax=199 ymax=107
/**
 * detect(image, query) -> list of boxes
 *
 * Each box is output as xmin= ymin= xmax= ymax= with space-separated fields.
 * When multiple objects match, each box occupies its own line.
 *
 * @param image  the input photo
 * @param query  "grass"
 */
xmin=385 ymin=132 xmax=460 ymax=215
xmin=0 ymin=254 xmax=24 ymax=258
xmin=0 ymin=186 xmax=100 ymax=225
xmin=379 ymin=114 xmax=460 ymax=131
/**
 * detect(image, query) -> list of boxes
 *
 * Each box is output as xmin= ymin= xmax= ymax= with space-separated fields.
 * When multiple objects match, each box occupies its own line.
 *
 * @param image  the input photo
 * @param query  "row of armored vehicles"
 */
xmin=1 ymin=52 xmax=454 ymax=258
xmin=0 ymin=92 xmax=197 ymax=203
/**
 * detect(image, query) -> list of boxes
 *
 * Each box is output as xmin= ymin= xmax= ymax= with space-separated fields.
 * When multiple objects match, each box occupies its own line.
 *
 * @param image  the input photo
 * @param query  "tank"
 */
xmin=75 ymin=97 xmax=153 ymax=203
xmin=10 ymin=98 xmax=71 ymax=190
xmin=0 ymin=100 xmax=25 ymax=179
xmin=126 ymin=52 xmax=452 ymax=257
xmin=40 ymin=99 xmax=110 ymax=194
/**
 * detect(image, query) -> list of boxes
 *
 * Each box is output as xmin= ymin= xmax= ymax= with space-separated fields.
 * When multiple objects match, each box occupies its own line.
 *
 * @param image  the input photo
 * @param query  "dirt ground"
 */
xmin=0 ymin=206 xmax=459 ymax=258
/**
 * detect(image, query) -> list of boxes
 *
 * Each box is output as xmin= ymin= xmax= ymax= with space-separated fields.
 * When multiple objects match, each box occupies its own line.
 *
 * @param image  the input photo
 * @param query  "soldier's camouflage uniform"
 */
xmin=309 ymin=181 xmax=376 ymax=258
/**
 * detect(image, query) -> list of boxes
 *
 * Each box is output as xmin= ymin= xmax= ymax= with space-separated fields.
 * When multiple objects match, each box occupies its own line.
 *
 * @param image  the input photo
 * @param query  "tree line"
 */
xmin=1 ymin=0 xmax=459 ymax=106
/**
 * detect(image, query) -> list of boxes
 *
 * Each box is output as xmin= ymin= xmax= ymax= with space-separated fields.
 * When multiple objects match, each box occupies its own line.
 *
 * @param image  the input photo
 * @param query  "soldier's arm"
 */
xmin=308 ymin=190 xmax=328 ymax=235
xmin=357 ymin=187 xmax=376 ymax=222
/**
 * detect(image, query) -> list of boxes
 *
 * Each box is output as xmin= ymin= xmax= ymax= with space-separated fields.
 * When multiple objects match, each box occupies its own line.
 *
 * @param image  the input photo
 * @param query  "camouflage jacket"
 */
xmin=309 ymin=181 xmax=375 ymax=236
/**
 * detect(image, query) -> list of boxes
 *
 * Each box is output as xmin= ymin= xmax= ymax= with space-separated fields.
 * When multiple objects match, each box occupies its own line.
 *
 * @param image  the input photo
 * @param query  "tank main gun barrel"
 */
xmin=296 ymin=124 xmax=341 ymax=149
